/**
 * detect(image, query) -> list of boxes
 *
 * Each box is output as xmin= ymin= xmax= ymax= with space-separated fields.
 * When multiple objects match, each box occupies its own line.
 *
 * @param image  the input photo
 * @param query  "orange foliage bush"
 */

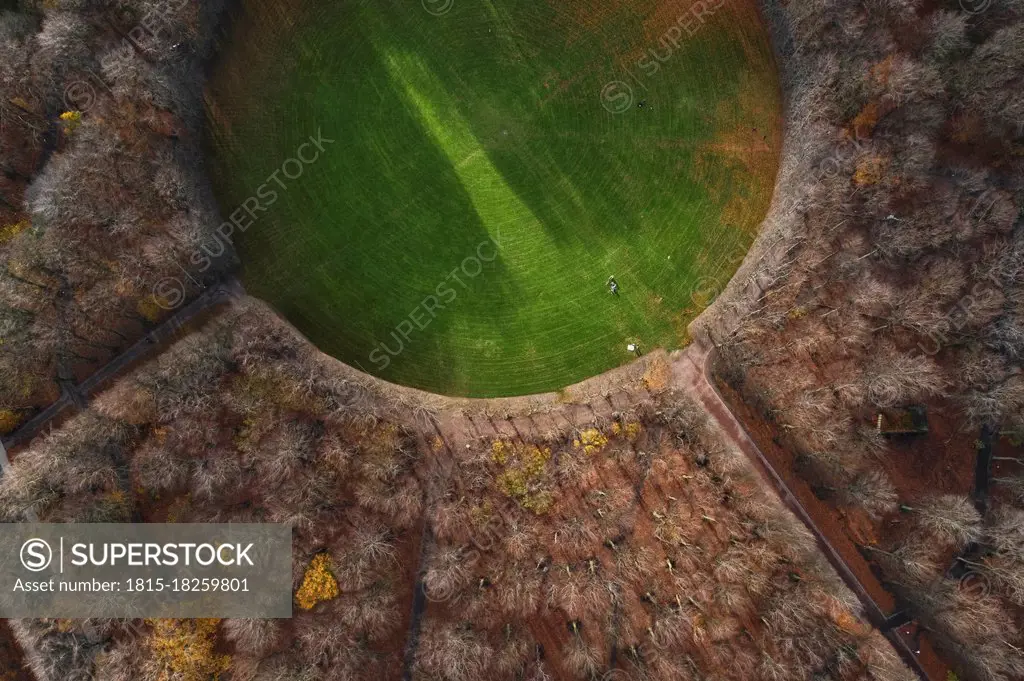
xmin=853 ymin=156 xmax=888 ymax=186
xmin=0 ymin=410 xmax=22 ymax=435
xmin=295 ymin=553 xmax=340 ymax=610
xmin=851 ymin=100 xmax=880 ymax=139
xmin=145 ymin=618 xmax=230 ymax=681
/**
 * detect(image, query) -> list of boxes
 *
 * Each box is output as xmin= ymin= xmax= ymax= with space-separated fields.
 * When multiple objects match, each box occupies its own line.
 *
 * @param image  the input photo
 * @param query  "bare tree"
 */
xmin=839 ymin=470 xmax=898 ymax=520
xmin=222 ymin=618 xmax=282 ymax=657
xmin=415 ymin=621 xmax=493 ymax=681
xmin=903 ymin=494 xmax=982 ymax=549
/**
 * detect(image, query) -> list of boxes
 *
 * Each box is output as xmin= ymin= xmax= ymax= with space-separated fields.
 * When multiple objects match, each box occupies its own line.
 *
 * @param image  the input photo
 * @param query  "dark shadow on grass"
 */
xmin=206 ymin=2 xmax=526 ymax=395
xmin=204 ymin=0 xmax=780 ymax=396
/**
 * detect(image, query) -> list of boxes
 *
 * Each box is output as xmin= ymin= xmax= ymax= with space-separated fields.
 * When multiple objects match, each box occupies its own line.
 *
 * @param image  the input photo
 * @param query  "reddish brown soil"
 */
xmin=715 ymin=379 xmax=896 ymax=611
xmin=426 ymin=400 xmax=657 ymax=677
xmin=713 ymin=371 xmax=960 ymax=681
xmin=893 ymin=623 xmax=948 ymax=681
xmin=915 ymin=636 xmax=951 ymax=681
xmin=395 ymin=345 xmax=924 ymax=680
xmin=879 ymin=399 xmax=978 ymax=503
xmin=990 ymin=434 xmax=1024 ymax=506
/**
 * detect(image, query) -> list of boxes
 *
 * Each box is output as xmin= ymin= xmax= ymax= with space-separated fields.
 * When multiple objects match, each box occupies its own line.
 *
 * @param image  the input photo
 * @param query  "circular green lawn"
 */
xmin=205 ymin=0 xmax=781 ymax=397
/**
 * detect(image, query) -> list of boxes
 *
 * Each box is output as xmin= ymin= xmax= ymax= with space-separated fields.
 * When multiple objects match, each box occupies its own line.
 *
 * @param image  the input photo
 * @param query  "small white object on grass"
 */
xmin=627 ymin=343 xmax=637 ymax=353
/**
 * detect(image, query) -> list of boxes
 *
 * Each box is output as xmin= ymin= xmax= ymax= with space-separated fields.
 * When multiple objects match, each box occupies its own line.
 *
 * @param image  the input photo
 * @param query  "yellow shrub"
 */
xmin=137 ymin=294 xmax=167 ymax=323
xmin=165 ymin=495 xmax=191 ymax=523
xmin=59 ymin=110 xmax=82 ymax=134
xmin=853 ymin=156 xmax=888 ymax=186
xmin=521 ymin=444 xmax=550 ymax=476
xmin=469 ymin=501 xmax=493 ymax=529
xmin=573 ymin=428 xmax=609 ymax=456
xmin=850 ymin=100 xmax=880 ymax=138
xmin=0 ymin=409 xmax=22 ymax=435
xmin=492 ymin=440 xmax=553 ymax=513
xmin=491 ymin=439 xmax=511 ymax=465
xmin=295 ymin=553 xmax=340 ymax=610
xmin=233 ymin=416 xmax=261 ymax=452
xmin=642 ymin=357 xmax=671 ymax=391
xmin=611 ymin=420 xmax=643 ymax=439
xmin=145 ymin=618 xmax=230 ymax=681
xmin=0 ymin=220 xmax=29 ymax=245
xmin=92 ymin=489 xmax=131 ymax=522
xmin=497 ymin=468 xmax=529 ymax=500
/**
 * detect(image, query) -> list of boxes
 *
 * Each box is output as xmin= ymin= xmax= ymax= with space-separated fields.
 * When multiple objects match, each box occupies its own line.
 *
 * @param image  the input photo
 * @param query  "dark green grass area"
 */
xmin=206 ymin=0 xmax=780 ymax=397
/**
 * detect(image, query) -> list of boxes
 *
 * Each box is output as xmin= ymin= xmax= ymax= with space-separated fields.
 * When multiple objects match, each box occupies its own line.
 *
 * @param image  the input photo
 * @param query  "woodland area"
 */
xmin=0 ymin=0 xmax=228 ymax=431
xmin=697 ymin=0 xmax=1024 ymax=678
xmin=0 ymin=299 xmax=914 ymax=681
xmin=0 ymin=0 xmax=1022 ymax=678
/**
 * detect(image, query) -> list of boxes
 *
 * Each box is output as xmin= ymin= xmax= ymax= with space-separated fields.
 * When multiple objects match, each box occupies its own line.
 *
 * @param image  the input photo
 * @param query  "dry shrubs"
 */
xmin=409 ymin=391 xmax=910 ymax=681
xmin=414 ymin=621 xmax=493 ymax=681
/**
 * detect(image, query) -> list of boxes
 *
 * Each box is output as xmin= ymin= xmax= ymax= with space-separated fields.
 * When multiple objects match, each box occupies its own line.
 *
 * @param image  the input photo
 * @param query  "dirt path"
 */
xmin=973 ymin=425 xmax=994 ymax=513
xmin=672 ymin=345 xmax=889 ymax=619
xmin=1 ymin=281 xmax=242 ymax=455
xmin=671 ymin=342 xmax=935 ymax=681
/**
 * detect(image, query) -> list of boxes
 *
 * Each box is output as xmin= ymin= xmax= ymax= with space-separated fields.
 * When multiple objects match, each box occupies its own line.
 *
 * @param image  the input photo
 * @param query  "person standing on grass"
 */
xmin=607 ymin=276 xmax=619 ymax=296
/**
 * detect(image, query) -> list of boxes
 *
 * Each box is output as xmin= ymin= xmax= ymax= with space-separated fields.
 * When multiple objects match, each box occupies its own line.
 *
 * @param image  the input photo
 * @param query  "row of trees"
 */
xmin=865 ymin=497 xmax=1024 ymax=681
xmin=701 ymin=0 xmax=1024 ymax=678
xmin=0 ymin=0 xmax=231 ymax=430
xmin=0 ymin=297 xmax=914 ymax=680
xmin=410 ymin=390 xmax=913 ymax=681
xmin=2 ymin=299 xmax=423 ymax=680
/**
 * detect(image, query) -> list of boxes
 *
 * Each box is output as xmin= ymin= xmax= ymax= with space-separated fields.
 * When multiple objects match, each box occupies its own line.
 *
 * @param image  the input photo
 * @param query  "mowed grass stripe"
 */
xmin=205 ymin=0 xmax=781 ymax=397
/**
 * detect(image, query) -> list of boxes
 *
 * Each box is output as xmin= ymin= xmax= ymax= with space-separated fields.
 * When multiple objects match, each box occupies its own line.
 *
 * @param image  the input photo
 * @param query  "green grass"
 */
xmin=205 ymin=0 xmax=780 ymax=397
